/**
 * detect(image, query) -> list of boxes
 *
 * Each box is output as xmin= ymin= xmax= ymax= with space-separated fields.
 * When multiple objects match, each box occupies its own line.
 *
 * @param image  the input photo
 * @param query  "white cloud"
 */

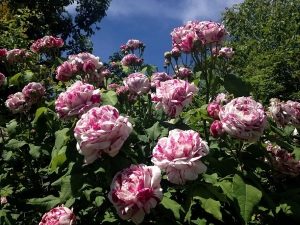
xmin=107 ymin=0 xmax=244 ymax=22
xmin=65 ymin=1 xmax=78 ymax=15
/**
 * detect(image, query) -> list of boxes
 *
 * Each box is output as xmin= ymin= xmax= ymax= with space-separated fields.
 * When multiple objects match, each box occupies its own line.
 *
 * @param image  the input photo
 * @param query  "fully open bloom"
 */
xmin=268 ymin=98 xmax=290 ymax=127
xmin=30 ymin=35 xmax=64 ymax=53
xmin=39 ymin=206 xmax=76 ymax=225
xmin=283 ymin=100 xmax=300 ymax=128
xmin=126 ymin=39 xmax=144 ymax=50
xmin=6 ymin=49 xmax=28 ymax=63
xmin=74 ymin=105 xmax=132 ymax=164
xmin=177 ymin=67 xmax=193 ymax=79
xmin=55 ymin=81 xmax=101 ymax=119
xmin=22 ymin=82 xmax=45 ymax=103
xmin=219 ymin=97 xmax=267 ymax=142
xmin=5 ymin=92 xmax=30 ymax=114
xmin=152 ymin=129 xmax=209 ymax=184
xmin=151 ymin=79 xmax=198 ymax=117
xmin=108 ymin=164 xmax=162 ymax=224
xmin=124 ymin=73 xmax=150 ymax=95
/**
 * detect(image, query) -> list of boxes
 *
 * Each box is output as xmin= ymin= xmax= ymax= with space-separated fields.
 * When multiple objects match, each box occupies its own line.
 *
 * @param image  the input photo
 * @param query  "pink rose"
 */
xmin=55 ymin=81 xmax=101 ymax=119
xmin=171 ymin=47 xmax=181 ymax=58
xmin=124 ymin=73 xmax=150 ymax=95
xmin=214 ymin=93 xmax=231 ymax=105
xmin=177 ymin=67 xmax=193 ymax=79
xmin=56 ymin=61 xmax=78 ymax=81
xmin=121 ymin=54 xmax=143 ymax=67
xmin=39 ymin=206 xmax=76 ymax=225
xmin=126 ymin=39 xmax=144 ymax=50
xmin=198 ymin=21 xmax=227 ymax=44
xmin=207 ymin=102 xmax=221 ymax=119
xmin=218 ymin=47 xmax=234 ymax=58
xmin=6 ymin=49 xmax=27 ymax=63
xmin=266 ymin=142 xmax=300 ymax=177
xmin=0 ymin=72 xmax=6 ymax=86
xmin=108 ymin=164 xmax=162 ymax=224
xmin=150 ymin=72 xmax=172 ymax=88
xmin=22 ymin=82 xmax=45 ymax=103
xmin=30 ymin=35 xmax=64 ymax=53
xmin=152 ymin=129 xmax=209 ymax=184
xmin=268 ymin=98 xmax=290 ymax=127
xmin=151 ymin=79 xmax=198 ymax=117
xmin=74 ymin=105 xmax=133 ymax=164
xmin=219 ymin=97 xmax=267 ymax=141
xmin=108 ymin=83 xmax=120 ymax=91
xmin=210 ymin=120 xmax=224 ymax=137
xmin=116 ymin=85 xmax=129 ymax=96
xmin=283 ymin=100 xmax=300 ymax=128
xmin=5 ymin=92 xmax=30 ymax=114
xmin=0 ymin=48 xmax=7 ymax=57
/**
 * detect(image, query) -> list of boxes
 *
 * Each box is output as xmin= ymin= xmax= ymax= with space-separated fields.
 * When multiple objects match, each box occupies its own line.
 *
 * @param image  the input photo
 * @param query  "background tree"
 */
xmin=223 ymin=0 xmax=300 ymax=102
xmin=3 ymin=0 xmax=111 ymax=53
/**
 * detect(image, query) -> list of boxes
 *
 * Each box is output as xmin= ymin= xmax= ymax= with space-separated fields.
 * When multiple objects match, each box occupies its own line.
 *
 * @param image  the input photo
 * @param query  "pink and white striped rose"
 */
xmin=124 ymin=73 xmax=150 ymax=95
xmin=151 ymin=79 xmax=198 ymax=117
xmin=219 ymin=97 xmax=267 ymax=141
xmin=74 ymin=105 xmax=132 ymax=164
xmin=152 ymin=129 xmax=209 ymax=184
xmin=108 ymin=164 xmax=162 ymax=224
xmin=283 ymin=100 xmax=300 ymax=128
xmin=30 ymin=35 xmax=64 ymax=53
xmin=5 ymin=92 xmax=30 ymax=114
xmin=39 ymin=206 xmax=76 ymax=225
xmin=121 ymin=54 xmax=143 ymax=67
xmin=150 ymin=72 xmax=172 ymax=88
xmin=22 ymin=82 xmax=45 ymax=103
xmin=55 ymin=81 xmax=101 ymax=119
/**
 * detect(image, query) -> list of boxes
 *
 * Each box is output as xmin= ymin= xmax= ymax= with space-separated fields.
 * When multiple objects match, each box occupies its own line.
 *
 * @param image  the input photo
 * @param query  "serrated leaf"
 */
xmin=161 ymin=196 xmax=183 ymax=220
xmin=232 ymin=174 xmax=262 ymax=224
xmin=101 ymin=90 xmax=118 ymax=106
xmin=145 ymin=122 xmax=168 ymax=141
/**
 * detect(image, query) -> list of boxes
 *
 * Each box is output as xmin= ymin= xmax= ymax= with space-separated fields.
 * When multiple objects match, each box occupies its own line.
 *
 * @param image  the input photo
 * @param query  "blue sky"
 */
xmin=68 ymin=0 xmax=244 ymax=69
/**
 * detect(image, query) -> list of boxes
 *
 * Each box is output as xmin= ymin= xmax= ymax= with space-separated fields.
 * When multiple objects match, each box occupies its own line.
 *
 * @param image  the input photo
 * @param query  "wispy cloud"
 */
xmin=107 ymin=0 xmax=244 ymax=22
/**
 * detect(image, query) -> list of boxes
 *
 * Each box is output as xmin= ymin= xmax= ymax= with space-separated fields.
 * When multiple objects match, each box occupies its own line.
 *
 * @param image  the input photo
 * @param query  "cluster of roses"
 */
xmin=55 ymin=52 xmax=110 ymax=83
xmin=30 ymin=35 xmax=64 ymax=53
xmin=268 ymin=98 xmax=300 ymax=128
xmin=0 ymin=48 xmax=31 ymax=64
xmin=5 ymin=82 xmax=45 ymax=114
xmin=120 ymin=39 xmax=144 ymax=67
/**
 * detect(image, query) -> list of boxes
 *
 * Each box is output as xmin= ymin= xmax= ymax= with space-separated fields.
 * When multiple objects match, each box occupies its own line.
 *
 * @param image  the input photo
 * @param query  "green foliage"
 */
xmin=223 ymin=0 xmax=300 ymax=101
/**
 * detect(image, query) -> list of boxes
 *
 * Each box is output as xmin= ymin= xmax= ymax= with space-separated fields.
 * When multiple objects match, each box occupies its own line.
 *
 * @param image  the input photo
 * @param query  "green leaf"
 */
xmin=101 ymin=90 xmax=118 ymax=106
xmin=32 ymin=107 xmax=48 ymax=124
xmin=0 ymin=185 xmax=13 ymax=196
xmin=6 ymin=119 xmax=18 ymax=136
xmin=161 ymin=196 xmax=183 ymax=220
xmin=224 ymin=74 xmax=251 ymax=97
xmin=94 ymin=196 xmax=105 ymax=207
xmin=27 ymin=195 xmax=61 ymax=210
xmin=195 ymin=197 xmax=222 ymax=221
xmin=9 ymin=70 xmax=34 ymax=86
xmin=145 ymin=122 xmax=168 ymax=141
xmin=5 ymin=139 xmax=27 ymax=149
xmin=232 ymin=174 xmax=262 ymax=224
xmin=102 ymin=211 xmax=118 ymax=223
xmin=28 ymin=144 xmax=41 ymax=158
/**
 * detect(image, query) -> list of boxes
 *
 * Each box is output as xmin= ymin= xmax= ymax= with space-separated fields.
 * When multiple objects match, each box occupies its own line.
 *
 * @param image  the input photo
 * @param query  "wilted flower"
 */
xmin=121 ymin=54 xmax=143 ymax=67
xmin=124 ymin=73 xmax=150 ymax=95
xmin=218 ymin=47 xmax=234 ymax=58
xmin=74 ymin=105 xmax=132 ymax=164
xmin=152 ymin=129 xmax=209 ymax=184
xmin=126 ymin=39 xmax=144 ymax=50
xmin=55 ymin=81 xmax=101 ymax=119
xmin=5 ymin=92 xmax=30 ymax=113
xmin=152 ymin=79 xmax=198 ymax=117
xmin=210 ymin=120 xmax=224 ymax=137
xmin=266 ymin=142 xmax=300 ymax=177
xmin=150 ymin=72 xmax=172 ymax=88
xmin=108 ymin=164 xmax=162 ymax=224
xmin=39 ymin=206 xmax=76 ymax=225
xmin=171 ymin=47 xmax=181 ymax=58
xmin=22 ymin=82 xmax=45 ymax=103
xmin=0 ymin=72 xmax=6 ymax=86
xmin=268 ymin=98 xmax=290 ymax=127
xmin=219 ymin=97 xmax=267 ymax=142
xmin=283 ymin=100 xmax=300 ymax=128
xmin=30 ymin=35 xmax=64 ymax=53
